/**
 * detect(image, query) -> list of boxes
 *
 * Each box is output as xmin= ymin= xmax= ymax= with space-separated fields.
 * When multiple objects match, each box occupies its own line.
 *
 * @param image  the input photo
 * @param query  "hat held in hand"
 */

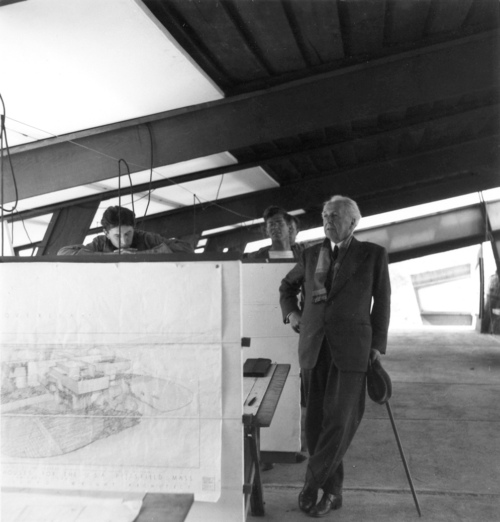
xmin=367 ymin=358 xmax=392 ymax=404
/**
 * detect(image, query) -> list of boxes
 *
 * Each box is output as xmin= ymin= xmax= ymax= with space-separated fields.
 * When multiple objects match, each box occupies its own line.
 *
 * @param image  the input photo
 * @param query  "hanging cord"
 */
xmin=4 ymin=115 xmax=262 ymax=236
xmin=6 ymin=115 xmax=258 ymax=220
xmin=11 ymin=209 xmax=34 ymax=255
xmin=118 ymin=159 xmax=135 ymax=216
xmin=118 ymin=160 xmax=121 ymax=252
xmin=1 ymin=93 xmax=21 ymax=256
xmin=193 ymin=194 xmax=197 ymax=238
xmin=117 ymin=158 xmax=136 ymax=253
xmin=144 ymin=123 xmax=154 ymax=218
xmin=1 ymin=98 xmax=4 ymax=256
xmin=215 ymin=174 xmax=224 ymax=201
xmin=192 ymin=193 xmax=205 ymax=237
xmin=5 ymin=114 xmax=258 ymax=222
xmin=478 ymin=191 xmax=493 ymax=243
xmin=0 ymin=94 xmax=19 ymax=214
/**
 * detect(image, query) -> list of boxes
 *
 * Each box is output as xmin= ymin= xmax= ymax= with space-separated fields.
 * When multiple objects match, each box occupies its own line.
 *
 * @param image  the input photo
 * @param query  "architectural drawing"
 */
xmin=1 ymin=343 xmax=222 ymax=500
xmin=2 ymin=348 xmax=194 ymax=458
xmin=0 ymin=262 xmax=225 ymax=502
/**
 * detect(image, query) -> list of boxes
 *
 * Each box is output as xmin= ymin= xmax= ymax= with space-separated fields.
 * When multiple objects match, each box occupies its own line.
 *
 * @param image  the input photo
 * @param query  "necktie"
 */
xmin=332 ymin=245 xmax=339 ymax=263
xmin=325 ymin=246 xmax=339 ymax=293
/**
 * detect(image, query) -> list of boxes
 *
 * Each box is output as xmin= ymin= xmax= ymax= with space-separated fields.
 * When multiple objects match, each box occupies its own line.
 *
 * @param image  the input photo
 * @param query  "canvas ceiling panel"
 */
xmin=5 ymin=33 xmax=499 ymax=204
xmin=90 ymin=152 xmax=242 ymax=191
xmin=142 ymin=168 xmax=279 ymax=210
xmin=92 ymin=197 xmax=176 ymax=225
xmin=0 ymin=0 xmax=222 ymax=147
xmin=4 ymin=152 xmax=242 ymax=213
xmin=6 ymin=181 xmax=115 ymax=213
xmin=88 ymin=167 xmax=279 ymax=222
xmin=486 ymin=200 xmax=500 ymax=230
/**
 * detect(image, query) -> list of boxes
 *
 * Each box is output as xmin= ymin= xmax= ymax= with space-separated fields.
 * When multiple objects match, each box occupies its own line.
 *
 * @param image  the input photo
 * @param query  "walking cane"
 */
xmin=367 ymin=359 xmax=422 ymax=517
xmin=385 ymin=400 xmax=422 ymax=517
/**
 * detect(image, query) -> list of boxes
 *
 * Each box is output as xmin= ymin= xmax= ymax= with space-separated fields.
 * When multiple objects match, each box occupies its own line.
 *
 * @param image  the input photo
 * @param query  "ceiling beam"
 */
xmin=4 ymin=31 xmax=499 ymax=203
xmin=36 ymin=201 xmax=101 ymax=256
xmin=213 ymin=201 xmax=500 ymax=262
xmin=6 ymin=102 xmax=499 ymax=223
xmin=139 ymin=134 xmax=500 ymax=238
xmin=4 ymin=163 xmax=251 ymax=223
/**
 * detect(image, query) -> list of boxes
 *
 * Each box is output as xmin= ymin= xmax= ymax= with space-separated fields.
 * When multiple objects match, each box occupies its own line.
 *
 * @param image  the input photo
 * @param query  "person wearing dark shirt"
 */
xmin=57 ymin=206 xmax=193 ymax=256
xmin=248 ymin=206 xmax=304 ymax=260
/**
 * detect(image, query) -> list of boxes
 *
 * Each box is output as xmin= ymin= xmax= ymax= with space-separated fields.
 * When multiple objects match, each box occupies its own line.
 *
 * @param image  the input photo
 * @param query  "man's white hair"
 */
xmin=323 ymin=195 xmax=362 ymax=227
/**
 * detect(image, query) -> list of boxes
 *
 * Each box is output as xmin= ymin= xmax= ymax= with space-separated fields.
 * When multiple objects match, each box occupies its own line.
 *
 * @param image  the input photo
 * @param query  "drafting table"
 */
xmin=1 ymin=489 xmax=194 ymax=522
xmin=242 ymin=363 xmax=290 ymax=517
xmin=136 ymin=493 xmax=194 ymax=521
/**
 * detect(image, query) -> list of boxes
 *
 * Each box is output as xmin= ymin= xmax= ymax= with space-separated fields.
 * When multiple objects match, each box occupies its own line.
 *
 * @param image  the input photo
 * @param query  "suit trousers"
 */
xmin=302 ymin=337 xmax=366 ymax=494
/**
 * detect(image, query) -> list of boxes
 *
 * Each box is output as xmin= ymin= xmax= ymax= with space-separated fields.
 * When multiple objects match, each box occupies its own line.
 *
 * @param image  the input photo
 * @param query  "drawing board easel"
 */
xmin=243 ymin=363 xmax=290 ymax=516
xmin=241 ymin=260 xmax=302 ymax=457
xmin=0 ymin=257 xmax=244 ymax=522
xmin=1 ymin=256 xmax=296 ymax=521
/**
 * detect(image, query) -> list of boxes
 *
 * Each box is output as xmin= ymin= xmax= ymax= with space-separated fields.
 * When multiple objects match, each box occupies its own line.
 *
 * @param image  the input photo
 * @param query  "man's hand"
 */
xmin=114 ymin=247 xmax=138 ymax=254
xmin=289 ymin=310 xmax=302 ymax=333
xmin=370 ymin=349 xmax=381 ymax=363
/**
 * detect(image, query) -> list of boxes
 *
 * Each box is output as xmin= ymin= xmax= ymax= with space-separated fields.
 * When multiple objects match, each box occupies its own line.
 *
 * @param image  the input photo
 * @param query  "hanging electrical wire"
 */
xmin=215 ymin=174 xmax=224 ymax=201
xmin=4 ymin=114 xmax=261 ymax=231
xmin=8 ymin=113 xmax=258 ymax=222
xmin=479 ymin=191 xmax=493 ymax=243
xmin=118 ymin=158 xmax=136 ymax=217
xmin=0 ymin=93 xmax=19 ymax=213
xmin=193 ymin=194 xmax=196 ymax=238
xmin=13 ymin=209 xmax=34 ymax=246
xmin=143 ymin=123 xmax=154 ymax=218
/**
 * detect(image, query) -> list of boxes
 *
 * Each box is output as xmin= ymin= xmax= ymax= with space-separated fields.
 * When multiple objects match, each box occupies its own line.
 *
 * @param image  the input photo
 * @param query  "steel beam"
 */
xmin=5 ymin=32 xmax=499 ymax=203
xmin=140 ymin=135 xmax=500 ymax=238
xmin=37 ymin=201 xmax=101 ymax=256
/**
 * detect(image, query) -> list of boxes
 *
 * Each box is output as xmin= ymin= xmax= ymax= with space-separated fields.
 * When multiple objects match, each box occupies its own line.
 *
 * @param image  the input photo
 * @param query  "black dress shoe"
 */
xmin=308 ymin=492 xmax=342 ymax=517
xmin=298 ymin=485 xmax=318 ymax=513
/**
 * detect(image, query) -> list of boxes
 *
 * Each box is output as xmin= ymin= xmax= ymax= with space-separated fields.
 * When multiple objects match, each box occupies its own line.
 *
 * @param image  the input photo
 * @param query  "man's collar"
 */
xmin=330 ymin=233 xmax=354 ymax=251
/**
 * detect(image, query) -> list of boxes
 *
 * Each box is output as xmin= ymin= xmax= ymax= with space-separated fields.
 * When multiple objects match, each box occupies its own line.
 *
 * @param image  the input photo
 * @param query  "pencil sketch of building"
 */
xmin=1 ymin=349 xmax=194 ymax=458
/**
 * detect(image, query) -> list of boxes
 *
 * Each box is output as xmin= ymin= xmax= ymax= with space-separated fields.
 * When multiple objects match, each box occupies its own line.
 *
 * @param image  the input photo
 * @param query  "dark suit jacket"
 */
xmin=279 ymin=237 xmax=391 ymax=372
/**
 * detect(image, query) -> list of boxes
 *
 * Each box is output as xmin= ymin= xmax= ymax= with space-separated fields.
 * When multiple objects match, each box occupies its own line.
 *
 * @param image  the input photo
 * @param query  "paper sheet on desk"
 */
xmin=1 ymin=262 xmax=223 ymax=502
xmin=2 ymin=491 xmax=144 ymax=522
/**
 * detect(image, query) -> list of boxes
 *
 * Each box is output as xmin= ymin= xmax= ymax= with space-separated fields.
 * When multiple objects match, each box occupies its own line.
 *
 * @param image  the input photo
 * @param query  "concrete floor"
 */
xmin=257 ymin=327 xmax=500 ymax=521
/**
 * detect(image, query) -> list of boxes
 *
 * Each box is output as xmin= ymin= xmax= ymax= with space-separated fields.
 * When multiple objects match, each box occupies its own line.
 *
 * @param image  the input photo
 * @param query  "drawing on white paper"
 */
xmin=0 ymin=263 xmax=224 ymax=500
xmin=1 ymin=342 xmax=221 ymax=499
xmin=1 ymin=347 xmax=194 ymax=458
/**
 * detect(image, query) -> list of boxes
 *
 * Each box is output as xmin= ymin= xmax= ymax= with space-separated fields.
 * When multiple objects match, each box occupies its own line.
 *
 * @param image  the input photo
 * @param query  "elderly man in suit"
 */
xmin=280 ymin=195 xmax=391 ymax=517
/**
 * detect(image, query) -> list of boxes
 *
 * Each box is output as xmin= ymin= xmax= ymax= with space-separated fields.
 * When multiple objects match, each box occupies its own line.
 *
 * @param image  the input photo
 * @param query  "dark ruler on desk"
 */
xmin=136 ymin=492 xmax=194 ymax=522
xmin=253 ymin=364 xmax=290 ymax=428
